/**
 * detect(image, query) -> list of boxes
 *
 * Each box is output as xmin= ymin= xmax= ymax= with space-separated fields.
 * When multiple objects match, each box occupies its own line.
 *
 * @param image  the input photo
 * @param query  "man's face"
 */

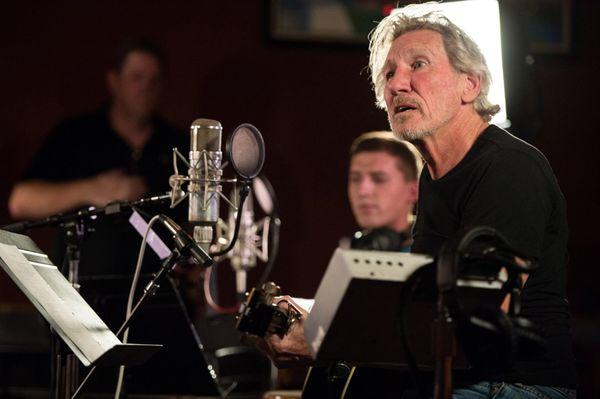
xmin=382 ymin=29 xmax=466 ymax=141
xmin=108 ymin=50 xmax=162 ymax=121
xmin=348 ymin=151 xmax=417 ymax=232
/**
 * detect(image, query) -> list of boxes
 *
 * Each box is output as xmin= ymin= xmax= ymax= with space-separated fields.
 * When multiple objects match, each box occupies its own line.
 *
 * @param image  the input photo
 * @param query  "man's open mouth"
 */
xmin=394 ymin=105 xmax=417 ymax=114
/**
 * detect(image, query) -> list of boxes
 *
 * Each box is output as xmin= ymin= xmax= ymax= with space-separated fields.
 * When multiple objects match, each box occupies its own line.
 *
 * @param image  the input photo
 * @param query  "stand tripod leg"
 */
xmin=53 ymin=337 xmax=80 ymax=398
xmin=65 ymin=354 xmax=79 ymax=396
xmin=167 ymin=275 xmax=220 ymax=378
xmin=434 ymin=295 xmax=455 ymax=399
xmin=53 ymin=342 xmax=79 ymax=399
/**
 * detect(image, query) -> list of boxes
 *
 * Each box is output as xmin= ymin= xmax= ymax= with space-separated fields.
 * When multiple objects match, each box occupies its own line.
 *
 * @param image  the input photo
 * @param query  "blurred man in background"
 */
xmin=8 ymin=37 xmax=183 ymax=220
xmin=4 ymin=39 xmax=214 ymax=396
xmin=346 ymin=130 xmax=420 ymax=252
xmin=7 ymin=38 xmax=186 ymax=279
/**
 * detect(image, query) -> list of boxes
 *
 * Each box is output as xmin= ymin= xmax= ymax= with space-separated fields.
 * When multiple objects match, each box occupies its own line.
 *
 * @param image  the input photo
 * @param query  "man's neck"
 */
xmin=413 ymin=111 xmax=488 ymax=179
xmin=109 ymin=103 xmax=153 ymax=150
xmin=390 ymin=216 xmax=411 ymax=234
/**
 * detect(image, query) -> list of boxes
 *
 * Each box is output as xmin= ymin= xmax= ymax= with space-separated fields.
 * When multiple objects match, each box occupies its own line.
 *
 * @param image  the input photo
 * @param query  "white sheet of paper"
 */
xmin=290 ymin=297 xmax=315 ymax=313
xmin=0 ymin=243 xmax=119 ymax=365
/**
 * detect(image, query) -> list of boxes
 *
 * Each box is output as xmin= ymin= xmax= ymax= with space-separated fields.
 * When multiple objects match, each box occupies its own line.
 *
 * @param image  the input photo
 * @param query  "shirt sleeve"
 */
xmin=459 ymin=150 xmax=554 ymax=260
xmin=23 ymin=123 xmax=78 ymax=181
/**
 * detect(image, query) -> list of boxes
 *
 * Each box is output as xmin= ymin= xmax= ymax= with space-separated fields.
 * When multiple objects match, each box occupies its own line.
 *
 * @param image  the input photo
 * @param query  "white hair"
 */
xmin=368 ymin=4 xmax=500 ymax=121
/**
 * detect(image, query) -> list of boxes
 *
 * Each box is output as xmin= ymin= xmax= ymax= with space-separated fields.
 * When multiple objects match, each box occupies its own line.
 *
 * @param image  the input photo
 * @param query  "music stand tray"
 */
xmin=0 ymin=230 xmax=161 ymax=368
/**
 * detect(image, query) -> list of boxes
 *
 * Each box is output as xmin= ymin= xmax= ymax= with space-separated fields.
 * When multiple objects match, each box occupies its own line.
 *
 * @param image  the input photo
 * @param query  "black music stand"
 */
xmin=0 ymin=230 xmax=161 ymax=398
xmin=303 ymin=248 xmax=505 ymax=367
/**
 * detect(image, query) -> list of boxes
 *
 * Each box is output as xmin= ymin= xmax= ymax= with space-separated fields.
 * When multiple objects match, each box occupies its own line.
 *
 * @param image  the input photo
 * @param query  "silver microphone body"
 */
xmin=188 ymin=119 xmax=223 ymax=250
xmin=229 ymin=191 xmax=257 ymax=268
xmin=228 ymin=191 xmax=256 ymax=295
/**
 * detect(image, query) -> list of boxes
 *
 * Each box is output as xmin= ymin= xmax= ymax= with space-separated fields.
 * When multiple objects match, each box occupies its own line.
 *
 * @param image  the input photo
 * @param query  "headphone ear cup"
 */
xmin=351 ymin=227 xmax=408 ymax=251
xmin=455 ymin=307 xmax=517 ymax=373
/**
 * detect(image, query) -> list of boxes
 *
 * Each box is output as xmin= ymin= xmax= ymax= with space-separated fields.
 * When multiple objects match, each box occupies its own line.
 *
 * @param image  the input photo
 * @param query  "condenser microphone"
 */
xmin=169 ymin=120 xmax=266 ymax=258
xmin=228 ymin=190 xmax=257 ymax=294
xmin=226 ymin=174 xmax=277 ymax=295
xmin=188 ymin=119 xmax=223 ymax=251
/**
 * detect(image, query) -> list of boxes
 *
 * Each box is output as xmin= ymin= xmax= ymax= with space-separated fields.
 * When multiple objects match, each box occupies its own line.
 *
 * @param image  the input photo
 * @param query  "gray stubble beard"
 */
xmin=387 ymin=113 xmax=433 ymax=142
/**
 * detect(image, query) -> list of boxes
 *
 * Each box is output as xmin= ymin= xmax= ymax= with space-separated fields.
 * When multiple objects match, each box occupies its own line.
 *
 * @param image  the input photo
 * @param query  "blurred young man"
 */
xmin=304 ymin=131 xmax=421 ymax=397
xmin=347 ymin=131 xmax=420 ymax=251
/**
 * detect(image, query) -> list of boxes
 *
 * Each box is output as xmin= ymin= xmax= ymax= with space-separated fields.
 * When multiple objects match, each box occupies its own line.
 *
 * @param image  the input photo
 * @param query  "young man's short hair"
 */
xmin=350 ymin=131 xmax=422 ymax=181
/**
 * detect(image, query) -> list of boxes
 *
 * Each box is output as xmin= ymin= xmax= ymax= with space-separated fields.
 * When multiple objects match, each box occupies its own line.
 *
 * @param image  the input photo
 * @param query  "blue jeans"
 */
xmin=453 ymin=382 xmax=576 ymax=399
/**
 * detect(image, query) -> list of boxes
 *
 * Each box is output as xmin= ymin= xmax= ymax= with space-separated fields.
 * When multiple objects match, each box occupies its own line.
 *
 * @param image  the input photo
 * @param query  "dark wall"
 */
xmin=0 ymin=1 xmax=389 ymax=300
xmin=1 ymin=0 xmax=599 ymax=393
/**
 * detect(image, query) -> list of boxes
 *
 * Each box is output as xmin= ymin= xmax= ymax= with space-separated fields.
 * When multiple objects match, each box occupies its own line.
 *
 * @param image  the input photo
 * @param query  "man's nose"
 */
xmin=140 ymin=76 xmax=160 ymax=92
xmin=387 ymin=67 xmax=411 ymax=94
xmin=358 ymin=179 xmax=374 ymax=196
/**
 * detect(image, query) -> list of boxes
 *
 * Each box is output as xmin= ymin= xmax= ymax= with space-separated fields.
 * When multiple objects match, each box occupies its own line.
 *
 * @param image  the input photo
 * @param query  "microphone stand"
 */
xmin=1 ymin=193 xmax=171 ymax=234
xmin=72 ymin=248 xmax=184 ymax=399
xmin=71 ymin=214 xmax=213 ymax=398
xmin=52 ymin=217 xmax=87 ymax=398
xmin=433 ymin=290 xmax=456 ymax=399
xmin=1 ymin=193 xmax=171 ymax=399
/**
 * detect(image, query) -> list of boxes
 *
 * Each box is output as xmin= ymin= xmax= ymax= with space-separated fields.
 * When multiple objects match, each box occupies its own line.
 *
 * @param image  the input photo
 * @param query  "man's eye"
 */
xmin=373 ymin=176 xmax=388 ymax=184
xmin=127 ymin=72 xmax=144 ymax=82
xmin=385 ymin=70 xmax=394 ymax=81
xmin=412 ymin=60 xmax=426 ymax=69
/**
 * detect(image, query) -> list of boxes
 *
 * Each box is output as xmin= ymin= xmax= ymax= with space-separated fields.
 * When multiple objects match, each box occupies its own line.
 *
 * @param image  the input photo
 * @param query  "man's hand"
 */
xmin=8 ymin=169 xmax=149 ymax=219
xmin=87 ymin=169 xmax=148 ymax=206
xmin=257 ymin=295 xmax=313 ymax=368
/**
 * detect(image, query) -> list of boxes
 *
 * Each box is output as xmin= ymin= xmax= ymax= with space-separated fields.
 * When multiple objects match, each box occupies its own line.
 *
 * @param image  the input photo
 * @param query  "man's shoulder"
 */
xmin=475 ymin=125 xmax=563 ymax=202
xmin=151 ymin=115 xmax=186 ymax=146
xmin=480 ymin=125 xmax=552 ymax=171
xmin=153 ymin=114 xmax=181 ymax=133
xmin=51 ymin=107 xmax=110 ymax=139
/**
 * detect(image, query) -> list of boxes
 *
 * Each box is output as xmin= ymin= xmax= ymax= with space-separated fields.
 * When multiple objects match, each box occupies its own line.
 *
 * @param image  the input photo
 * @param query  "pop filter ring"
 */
xmin=226 ymin=123 xmax=265 ymax=180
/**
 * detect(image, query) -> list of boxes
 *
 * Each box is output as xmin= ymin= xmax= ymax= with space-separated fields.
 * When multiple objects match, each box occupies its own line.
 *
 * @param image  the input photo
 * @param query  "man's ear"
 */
xmin=461 ymin=72 xmax=482 ymax=104
xmin=408 ymin=179 xmax=419 ymax=204
xmin=106 ymin=70 xmax=118 ymax=94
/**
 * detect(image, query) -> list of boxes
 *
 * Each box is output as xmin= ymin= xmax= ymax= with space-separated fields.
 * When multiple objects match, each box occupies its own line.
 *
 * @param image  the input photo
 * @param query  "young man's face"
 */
xmin=108 ymin=50 xmax=162 ymax=121
xmin=348 ymin=151 xmax=417 ymax=232
xmin=382 ymin=29 xmax=467 ymax=141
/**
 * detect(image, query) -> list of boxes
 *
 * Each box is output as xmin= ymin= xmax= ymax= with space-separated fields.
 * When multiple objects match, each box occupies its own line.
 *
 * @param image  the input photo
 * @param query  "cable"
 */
xmin=206 ymin=178 xmax=281 ymax=311
xmin=203 ymin=265 xmax=240 ymax=314
xmin=114 ymin=214 xmax=162 ymax=399
xmin=210 ymin=183 xmax=249 ymax=257
xmin=256 ymin=216 xmax=281 ymax=287
xmin=253 ymin=173 xmax=281 ymax=286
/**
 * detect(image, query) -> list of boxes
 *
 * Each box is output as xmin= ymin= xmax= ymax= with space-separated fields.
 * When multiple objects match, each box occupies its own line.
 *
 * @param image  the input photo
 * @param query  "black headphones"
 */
xmin=436 ymin=226 xmax=545 ymax=373
xmin=350 ymin=227 xmax=410 ymax=252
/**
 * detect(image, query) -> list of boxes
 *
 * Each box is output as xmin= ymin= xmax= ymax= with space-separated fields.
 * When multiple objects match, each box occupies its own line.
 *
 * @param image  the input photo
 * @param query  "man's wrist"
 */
xmin=76 ymin=177 xmax=98 ymax=205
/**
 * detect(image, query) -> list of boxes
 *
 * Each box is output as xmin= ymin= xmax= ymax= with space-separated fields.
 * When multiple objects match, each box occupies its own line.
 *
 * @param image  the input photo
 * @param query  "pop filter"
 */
xmin=226 ymin=124 xmax=265 ymax=180
xmin=252 ymin=174 xmax=278 ymax=217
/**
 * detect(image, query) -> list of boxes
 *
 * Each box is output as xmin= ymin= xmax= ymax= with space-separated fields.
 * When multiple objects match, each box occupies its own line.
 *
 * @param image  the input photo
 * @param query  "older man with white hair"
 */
xmin=262 ymin=4 xmax=576 ymax=398
xmin=373 ymin=5 xmax=576 ymax=398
